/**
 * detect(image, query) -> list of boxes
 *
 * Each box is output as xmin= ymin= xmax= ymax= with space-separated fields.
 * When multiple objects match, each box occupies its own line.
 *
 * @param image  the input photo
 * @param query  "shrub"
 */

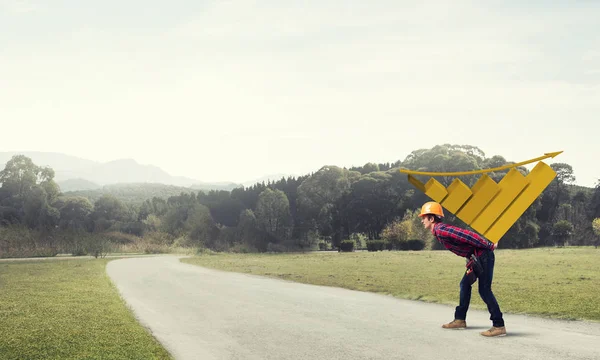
xmin=349 ymin=233 xmax=367 ymax=248
xmin=228 ymin=242 xmax=256 ymax=253
xmin=318 ymin=242 xmax=327 ymax=250
xmin=366 ymin=240 xmax=386 ymax=251
xmin=85 ymin=233 xmax=111 ymax=258
xmin=196 ymin=247 xmax=218 ymax=255
xmin=406 ymin=239 xmax=425 ymax=251
xmin=217 ymin=226 xmax=237 ymax=248
xmin=144 ymin=231 xmax=175 ymax=246
xmin=339 ymin=240 xmax=355 ymax=252
xmin=266 ymin=242 xmax=287 ymax=253
xmin=104 ymin=231 xmax=141 ymax=244
xmin=0 ymin=226 xmax=59 ymax=258
xmin=118 ymin=221 xmax=146 ymax=237
xmin=382 ymin=219 xmax=411 ymax=249
xmin=141 ymin=243 xmax=170 ymax=254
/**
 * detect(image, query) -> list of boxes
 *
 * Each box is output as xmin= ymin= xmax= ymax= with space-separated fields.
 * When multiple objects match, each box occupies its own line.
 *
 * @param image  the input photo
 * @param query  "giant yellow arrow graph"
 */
xmin=401 ymin=151 xmax=562 ymax=243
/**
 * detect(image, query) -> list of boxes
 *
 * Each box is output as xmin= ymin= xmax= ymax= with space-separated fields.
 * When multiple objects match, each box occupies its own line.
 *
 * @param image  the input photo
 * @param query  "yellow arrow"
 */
xmin=399 ymin=151 xmax=563 ymax=177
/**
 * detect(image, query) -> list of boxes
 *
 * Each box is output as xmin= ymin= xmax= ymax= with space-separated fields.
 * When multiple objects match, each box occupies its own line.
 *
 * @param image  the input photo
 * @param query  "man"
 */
xmin=418 ymin=201 xmax=506 ymax=337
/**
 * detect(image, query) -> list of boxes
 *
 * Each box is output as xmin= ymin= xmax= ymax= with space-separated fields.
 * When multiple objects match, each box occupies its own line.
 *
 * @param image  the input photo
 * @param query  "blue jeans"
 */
xmin=455 ymin=250 xmax=505 ymax=327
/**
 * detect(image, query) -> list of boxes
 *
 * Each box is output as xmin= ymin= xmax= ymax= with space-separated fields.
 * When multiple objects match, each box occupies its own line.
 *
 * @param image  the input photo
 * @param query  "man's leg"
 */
xmin=442 ymin=272 xmax=471 ymax=328
xmin=477 ymin=251 xmax=505 ymax=331
xmin=454 ymin=271 xmax=472 ymax=321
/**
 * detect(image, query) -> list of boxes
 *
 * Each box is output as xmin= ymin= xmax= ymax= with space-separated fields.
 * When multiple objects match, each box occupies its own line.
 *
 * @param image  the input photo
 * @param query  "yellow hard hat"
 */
xmin=418 ymin=201 xmax=444 ymax=218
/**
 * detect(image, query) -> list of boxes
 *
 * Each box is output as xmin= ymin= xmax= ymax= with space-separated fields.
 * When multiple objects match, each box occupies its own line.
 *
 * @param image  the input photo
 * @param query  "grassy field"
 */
xmin=0 ymin=258 xmax=173 ymax=360
xmin=181 ymin=247 xmax=600 ymax=322
xmin=1 ymin=247 xmax=598 ymax=359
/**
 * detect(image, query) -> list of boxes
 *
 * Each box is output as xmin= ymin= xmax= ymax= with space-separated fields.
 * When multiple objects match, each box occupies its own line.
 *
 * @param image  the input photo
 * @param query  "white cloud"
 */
xmin=1 ymin=0 xmax=40 ymax=13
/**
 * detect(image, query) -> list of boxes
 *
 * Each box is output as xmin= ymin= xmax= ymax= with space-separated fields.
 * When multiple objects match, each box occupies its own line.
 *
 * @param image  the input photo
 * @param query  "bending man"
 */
xmin=419 ymin=201 xmax=506 ymax=337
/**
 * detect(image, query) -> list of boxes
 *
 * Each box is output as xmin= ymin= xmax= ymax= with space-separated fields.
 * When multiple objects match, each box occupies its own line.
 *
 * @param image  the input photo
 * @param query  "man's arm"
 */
xmin=439 ymin=225 xmax=495 ymax=250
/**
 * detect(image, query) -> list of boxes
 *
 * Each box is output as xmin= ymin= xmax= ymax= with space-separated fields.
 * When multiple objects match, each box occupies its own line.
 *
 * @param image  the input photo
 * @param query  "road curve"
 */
xmin=106 ymin=256 xmax=600 ymax=360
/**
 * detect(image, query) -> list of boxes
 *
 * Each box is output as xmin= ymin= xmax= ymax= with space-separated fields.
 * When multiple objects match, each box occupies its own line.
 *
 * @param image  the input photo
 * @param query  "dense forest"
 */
xmin=1 ymin=144 xmax=599 ymax=258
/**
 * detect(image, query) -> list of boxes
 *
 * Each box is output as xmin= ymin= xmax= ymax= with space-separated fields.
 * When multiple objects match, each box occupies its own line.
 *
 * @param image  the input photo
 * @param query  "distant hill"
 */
xmin=0 ymin=152 xmax=302 ymax=194
xmin=0 ymin=152 xmax=211 ymax=189
xmin=64 ymin=183 xmax=197 ymax=205
xmin=57 ymin=178 xmax=101 ymax=192
xmin=190 ymin=182 xmax=242 ymax=192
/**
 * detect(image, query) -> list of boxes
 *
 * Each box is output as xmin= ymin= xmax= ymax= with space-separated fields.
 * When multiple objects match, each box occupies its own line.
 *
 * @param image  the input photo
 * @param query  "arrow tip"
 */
xmin=545 ymin=151 xmax=563 ymax=158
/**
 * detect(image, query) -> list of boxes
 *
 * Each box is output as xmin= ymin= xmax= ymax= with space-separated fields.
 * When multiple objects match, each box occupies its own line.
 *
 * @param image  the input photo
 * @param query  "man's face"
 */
xmin=421 ymin=215 xmax=434 ymax=230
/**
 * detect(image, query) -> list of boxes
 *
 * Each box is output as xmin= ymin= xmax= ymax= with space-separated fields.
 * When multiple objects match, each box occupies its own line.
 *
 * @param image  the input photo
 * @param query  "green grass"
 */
xmin=0 ymin=259 xmax=173 ymax=360
xmin=2 ymin=247 xmax=597 ymax=359
xmin=181 ymin=247 xmax=600 ymax=322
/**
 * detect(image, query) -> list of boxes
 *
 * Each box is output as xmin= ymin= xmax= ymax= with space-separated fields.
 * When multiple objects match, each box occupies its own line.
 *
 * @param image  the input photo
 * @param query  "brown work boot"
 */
xmin=480 ymin=326 xmax=507 ymax=337
xmin=442 ymin=319 xmax=467 ymax=329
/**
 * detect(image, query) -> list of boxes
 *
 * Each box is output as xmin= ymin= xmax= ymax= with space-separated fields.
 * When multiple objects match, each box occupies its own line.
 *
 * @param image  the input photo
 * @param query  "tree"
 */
xmin=138 ymin=200 xmax=153 ymax=221
xmin=0 ymin=155 xmax=60 ymax=228
xmin=255 ymin=188 xmax=292 ymax=241
xmin=555 ymin=191 xmax=590 ymax=245
xmin=540 ymin=163 xmax=576 ymax=224
xmin=501 ymin=218 xmax=540 ymax=249
xmin=185 ymin=204 xmax=220 ymax=248
xmin=237 ymin=209 xmax=262 ymax=250
xmin=296 ymin=166 xmax=360 ymax=240
xmin=404 ymin=209 xmax=435 ymax=247
xmin=206 ymin=197 xmax=245 ymax=227
xmin=593 ymin=218 xmax=600 ymax=248
xmin=593 ymin=218 xmax=600 ymax=236
xmin=552 ymin=220 xmax=573 ymax=247
xmin=401 ymin=144 xmax=486 ymax=187
xmin=589 ymin=180 xmax=600 ymax=220
xmin=381 ymin=217 xmax=413 ymax=249
xmin=55 ymin=196 xmax=94 ymax=231
xmin=91 ymin=194 xmax=130 ymax=232
xmin=0 ymin=155 xmax=49 ymax=201
xmin=344 ymin=172 xmax=403 ymax=240
xmin=297 ymin=166 xmax=359 ymax=211
xmin=552 ymin=163 xmax=576 ymax=185
xmin=23 ymin=186 xmax=59 ymax=229
xmin=361 ymin=162 xmax=380 ymax=174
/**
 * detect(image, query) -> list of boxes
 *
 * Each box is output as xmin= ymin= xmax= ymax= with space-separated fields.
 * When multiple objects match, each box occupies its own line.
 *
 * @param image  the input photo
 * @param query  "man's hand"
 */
xmin=492 ymin=242 xmax=498 ymax=251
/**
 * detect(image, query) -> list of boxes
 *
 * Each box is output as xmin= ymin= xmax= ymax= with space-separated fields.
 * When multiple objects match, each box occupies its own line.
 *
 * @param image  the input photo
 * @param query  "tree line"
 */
xmin=1 ymin=144 xmax=599 ymax=258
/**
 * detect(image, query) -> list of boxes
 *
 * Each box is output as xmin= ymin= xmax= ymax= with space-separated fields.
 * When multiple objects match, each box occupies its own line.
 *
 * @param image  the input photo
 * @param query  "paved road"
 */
xmin=106 ymin=256 xmax=600 ymax=360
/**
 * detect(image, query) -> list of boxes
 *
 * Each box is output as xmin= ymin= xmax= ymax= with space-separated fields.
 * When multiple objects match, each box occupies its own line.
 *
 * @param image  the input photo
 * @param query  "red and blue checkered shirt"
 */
xmin=432 ymin=223 xmax=495 ymax=258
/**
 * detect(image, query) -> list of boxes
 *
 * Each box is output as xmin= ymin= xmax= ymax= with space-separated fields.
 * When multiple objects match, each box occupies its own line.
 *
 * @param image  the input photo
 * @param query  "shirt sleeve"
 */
xmin=442 ymin=225 xmax=494 ymax=250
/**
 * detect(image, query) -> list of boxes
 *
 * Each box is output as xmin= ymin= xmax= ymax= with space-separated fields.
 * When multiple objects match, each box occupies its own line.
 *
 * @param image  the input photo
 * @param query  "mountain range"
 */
xmin=0 ymin=152 xmax=293 ymax=192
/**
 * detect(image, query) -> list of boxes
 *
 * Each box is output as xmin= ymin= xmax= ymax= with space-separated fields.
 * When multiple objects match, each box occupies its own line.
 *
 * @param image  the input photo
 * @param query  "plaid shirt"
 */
xmin=432 ymin=223 xmax=495 ymax=258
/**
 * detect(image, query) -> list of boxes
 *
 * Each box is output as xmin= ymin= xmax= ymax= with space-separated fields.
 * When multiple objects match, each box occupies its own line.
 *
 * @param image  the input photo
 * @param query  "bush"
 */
xmin=141 ymin=243 xmax=170 ymax=254
xmin=144 ymin=231 xmax=175 ymax=246
xmin=228 ymin=242 xmax=256 ymax=253
xmin=104 ymin=231 xmax=142 ymax=244
xmin=0 ymin=226 xmax=59 ymax=258
xmin=85 ymin=234 xmax=112 ymax=258
xmin=339 ymin=240 xmax=355 ymax=252
xmin=266 ymin=242 xmax=287 ymax=253
xmin=318 ymin=242 xmax=327 ymax=250
xmin=349 ymin=233 xmax=367 ymax=248
xmin=118 ymin=221 xmax=146 ymax=237
xmin=196 ymin=247 xmax=218 ymax=255
xmin=216 ymin=226 xmax=237 ymax=249
xmin=406 ymin=239 xmax=425 ymax=251
xmin=366 ymin=240 xmax=386 ymax=251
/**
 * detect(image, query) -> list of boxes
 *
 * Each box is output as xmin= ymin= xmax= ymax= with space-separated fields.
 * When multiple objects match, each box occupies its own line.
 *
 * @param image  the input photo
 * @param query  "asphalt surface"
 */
xmin=106 ymin=255 xmax=600 ymax=360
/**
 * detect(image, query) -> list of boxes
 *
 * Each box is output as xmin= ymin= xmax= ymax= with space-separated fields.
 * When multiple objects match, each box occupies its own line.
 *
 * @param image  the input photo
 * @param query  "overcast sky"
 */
xmin=1 ymin=0 xmax=598 ymax=187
